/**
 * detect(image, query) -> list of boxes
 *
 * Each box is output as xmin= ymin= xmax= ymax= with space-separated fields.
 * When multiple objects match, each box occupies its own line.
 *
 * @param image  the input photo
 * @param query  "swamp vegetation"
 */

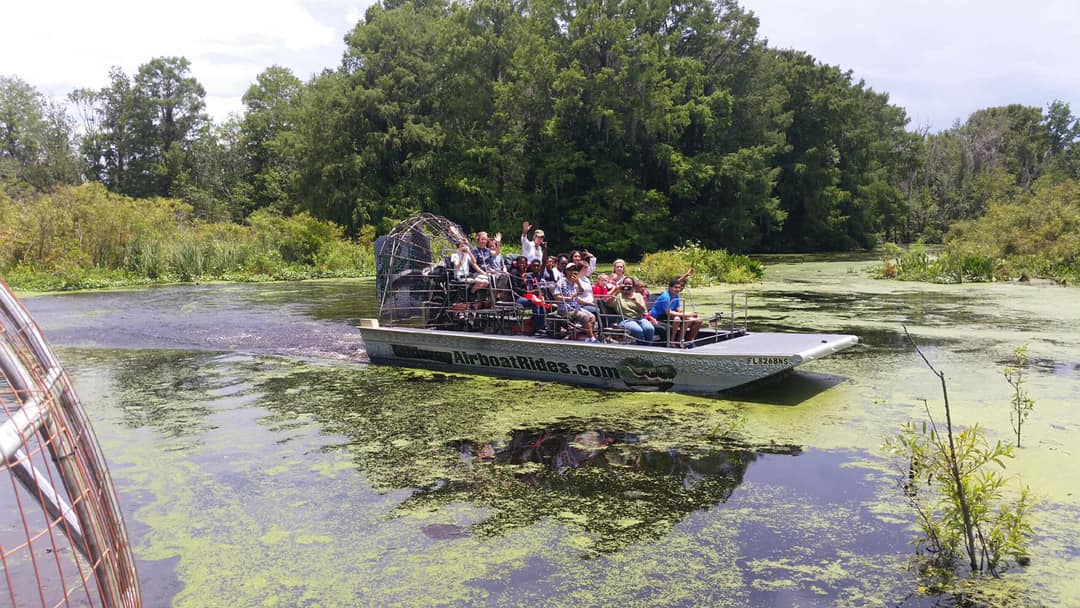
xmin=0 ymin=184 xmax=376 ymax=290
xmin=883 ymin=331 xmax=1036 ymax=605
xmin=12 ymin=257 xmax=1079 ymax=607
xmin=4 ymin=1 xmax=1080 ymax=278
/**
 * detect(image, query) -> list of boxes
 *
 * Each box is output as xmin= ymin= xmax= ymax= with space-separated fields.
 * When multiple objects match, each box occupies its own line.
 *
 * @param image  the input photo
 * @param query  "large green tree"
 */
xmin=905 ymin=104 xmax=1056 ymax=240
xmin=290 ymin=0 xmax=913 ymax=254
xmin=240 ymin=66 xmax=304 ymax=216
xmin=74 ymin=57 xmax=210 ymax=208
xmin=0 ymin=75 xmax=80 ymax=194
xmin=770 ymin=51 xmax=913 ymax=251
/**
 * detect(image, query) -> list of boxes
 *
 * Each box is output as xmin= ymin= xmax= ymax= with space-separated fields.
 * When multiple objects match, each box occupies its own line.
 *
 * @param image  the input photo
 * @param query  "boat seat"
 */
xmin=543 ymin=303 xmax=585 ymax=340
xmin=595 ymin=301 xmax=631 ymax=343
xmin=491 ymin=300 xmax=529 ymax=334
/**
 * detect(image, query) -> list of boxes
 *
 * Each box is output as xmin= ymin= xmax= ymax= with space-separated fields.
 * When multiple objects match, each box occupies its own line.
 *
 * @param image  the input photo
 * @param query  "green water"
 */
xmin=26 ymin=259 xmax=1080 ymax=606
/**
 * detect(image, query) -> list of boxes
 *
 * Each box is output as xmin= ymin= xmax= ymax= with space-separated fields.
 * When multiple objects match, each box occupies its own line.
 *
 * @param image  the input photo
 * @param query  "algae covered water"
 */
xmin=22 ymin=261 xmax=1080 ymax=607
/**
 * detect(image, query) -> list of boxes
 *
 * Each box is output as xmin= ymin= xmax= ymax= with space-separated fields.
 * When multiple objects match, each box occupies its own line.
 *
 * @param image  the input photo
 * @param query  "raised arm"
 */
xmin=468 ymin=252 xmax=485 ymax=274
xmin=582 ymin=250 xmax=597 ymax=277
xmin=521 ymin=222 xmax=536 ymax=259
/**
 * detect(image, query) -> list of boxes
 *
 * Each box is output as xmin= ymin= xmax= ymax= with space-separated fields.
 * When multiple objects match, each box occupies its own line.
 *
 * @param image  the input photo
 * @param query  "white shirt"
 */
xmin=521 ymin=234 xmax=545 ymax=263
xmin=450 ymin=252 xmax=472 ymax=280
xmin=577 ymin=275 xmax=594 ymax=304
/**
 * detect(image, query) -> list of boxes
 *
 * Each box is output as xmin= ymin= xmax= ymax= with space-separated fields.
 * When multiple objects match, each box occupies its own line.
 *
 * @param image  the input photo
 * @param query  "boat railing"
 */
xmin=376 ymin=268 xmax=757 ymax=348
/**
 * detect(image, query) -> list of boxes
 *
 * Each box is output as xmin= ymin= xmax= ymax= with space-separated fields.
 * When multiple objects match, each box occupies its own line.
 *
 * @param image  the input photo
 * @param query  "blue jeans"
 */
xmin=518 ymin=297 xmax=546 ymax=332
xmin=620 ymin=319 xmax=655 ymax=344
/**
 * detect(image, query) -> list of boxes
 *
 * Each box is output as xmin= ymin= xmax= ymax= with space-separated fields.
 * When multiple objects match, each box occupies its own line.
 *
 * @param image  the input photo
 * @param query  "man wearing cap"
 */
xmin=521 ymin=221 xmax=547 ymax=263
xmin=554 ymin=263 xmax=599 ymax=342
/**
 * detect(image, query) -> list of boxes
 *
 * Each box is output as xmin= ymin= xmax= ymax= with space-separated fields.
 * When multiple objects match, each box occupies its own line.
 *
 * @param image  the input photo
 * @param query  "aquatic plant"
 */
xmin=1004 ymin=346 xmax=1035 ymax=449
xmin=873 ymin=243 xmax=999 ymax=284
xmin=883 ymin=328 xmax=1035 ymax=598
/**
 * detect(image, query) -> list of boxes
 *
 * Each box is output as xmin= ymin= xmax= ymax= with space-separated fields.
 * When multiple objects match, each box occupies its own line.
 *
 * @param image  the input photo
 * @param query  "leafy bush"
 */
xmin=638 ymin=242 xmax=764 ymax=286
xmin=0 ymin=184 xmax=376 ymax=290
xmin=879 ymin=178 xmax=1080 ymax=284
xmin=874 ymin=244 xmax=999 ymax=283
xmin=247 ymin=209 xmax=341 ymax=265
xmin=884 ymin=332 xmax=1036 ymax=600
xmin=313 ymin=239 xmax=376 ymax=276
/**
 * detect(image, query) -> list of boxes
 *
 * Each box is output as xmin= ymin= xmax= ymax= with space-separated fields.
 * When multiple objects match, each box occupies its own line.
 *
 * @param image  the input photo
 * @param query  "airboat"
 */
xmin=358 ymin=214 xmax=858 ymax=394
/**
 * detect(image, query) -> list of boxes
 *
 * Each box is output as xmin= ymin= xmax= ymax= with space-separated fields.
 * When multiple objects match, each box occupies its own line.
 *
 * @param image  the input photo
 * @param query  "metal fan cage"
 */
xmin=374 ymin=213 xmax=471 ymax=325
xmin=0 ymin=279 xmax=140 ymax=607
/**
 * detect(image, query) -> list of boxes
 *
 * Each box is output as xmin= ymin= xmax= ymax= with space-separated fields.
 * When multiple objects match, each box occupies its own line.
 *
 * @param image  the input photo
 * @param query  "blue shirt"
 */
xmin=650 ymin=290 xmax=680 ymax=320
xmin=471 ymin=246 xmax=497 ymax=271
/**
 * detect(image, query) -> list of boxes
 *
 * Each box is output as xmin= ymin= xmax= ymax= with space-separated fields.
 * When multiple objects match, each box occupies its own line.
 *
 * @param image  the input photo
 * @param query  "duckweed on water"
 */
xmin=41 ymin=257 xmax=1080 ymax=605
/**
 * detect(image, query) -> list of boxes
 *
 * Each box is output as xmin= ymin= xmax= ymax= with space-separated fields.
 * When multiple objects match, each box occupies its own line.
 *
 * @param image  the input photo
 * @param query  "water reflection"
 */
xmin=727 ymin=370 xmax=853 ymax=406
xmin=398 ymin=425 xmax=799 ymax=554
xmin=107 ymin=350 xmax=261 ymax=440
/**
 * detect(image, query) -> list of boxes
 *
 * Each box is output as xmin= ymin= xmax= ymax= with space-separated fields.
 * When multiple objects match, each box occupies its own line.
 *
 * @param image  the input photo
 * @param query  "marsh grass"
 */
xmin=0 ymin=184 xmax=375 ymax=290
xmin=874 ymin=243 xmax=1000 ymax=283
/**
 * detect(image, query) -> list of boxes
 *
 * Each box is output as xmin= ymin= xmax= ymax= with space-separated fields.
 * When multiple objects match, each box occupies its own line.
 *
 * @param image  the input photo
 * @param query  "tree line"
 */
xmin=2 ymin=0 xmax=1079 ymax=259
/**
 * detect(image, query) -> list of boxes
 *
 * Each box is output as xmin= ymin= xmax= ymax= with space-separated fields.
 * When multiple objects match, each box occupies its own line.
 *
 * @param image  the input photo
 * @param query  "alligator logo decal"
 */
xmin=617 ymin=357 xmax=677 ymax=391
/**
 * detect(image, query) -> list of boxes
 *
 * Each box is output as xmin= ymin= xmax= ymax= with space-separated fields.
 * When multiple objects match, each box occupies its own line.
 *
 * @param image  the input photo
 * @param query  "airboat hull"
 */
xmin=357 ymin=321 xmax=858 ymax=394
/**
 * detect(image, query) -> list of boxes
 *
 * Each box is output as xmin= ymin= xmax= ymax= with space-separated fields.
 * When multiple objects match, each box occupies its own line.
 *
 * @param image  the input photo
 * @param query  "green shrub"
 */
xmin=638 ymin=242 xmax=763 ymax=286
xmin=313 ymin=239 xmax=376 ymax=276
xmin=881 ymin=178 xmax=1080 ymax=284
xmin=884 ymin=333 xmax=1036 ymax=597
xmin=0 ymin=185 xmax=377 ymax=290
xmin=874 ymin=243 xmax=999 ymax=283
xmin=248 ymin=209 xmax=341 ymax=265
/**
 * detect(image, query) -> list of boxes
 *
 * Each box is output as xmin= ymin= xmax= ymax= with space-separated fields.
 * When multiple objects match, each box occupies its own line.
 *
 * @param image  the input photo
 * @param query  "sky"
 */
xmin=0 ymin=0 xmax=370 ymax=120
xmin=3 ymin=0 xmax=1079 ymax=132
xmin=747 ymin=0 xmax=1080 ymax=131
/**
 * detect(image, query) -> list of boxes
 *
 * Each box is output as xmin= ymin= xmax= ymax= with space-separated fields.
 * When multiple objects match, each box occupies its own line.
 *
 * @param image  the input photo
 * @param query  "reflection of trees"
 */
xmin=398 ymin=425 xmax=801 ymax=554
xmin=251 ymin=368 xmax=803 ymax=554
xmin=108 ymin=350 xmax=249 ymax=438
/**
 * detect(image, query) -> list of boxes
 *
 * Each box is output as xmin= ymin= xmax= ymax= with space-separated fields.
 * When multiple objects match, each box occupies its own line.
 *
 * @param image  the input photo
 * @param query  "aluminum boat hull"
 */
xmin=358 ymin=321 xmax=858 ymax=394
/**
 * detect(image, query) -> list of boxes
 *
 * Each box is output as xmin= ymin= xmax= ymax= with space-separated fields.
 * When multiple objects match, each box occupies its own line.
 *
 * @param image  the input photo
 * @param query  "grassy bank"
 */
xmin=0 ymin=184 xmax=375 ymax=291
xmin=1 ymin=186 xmax=764 ymax=292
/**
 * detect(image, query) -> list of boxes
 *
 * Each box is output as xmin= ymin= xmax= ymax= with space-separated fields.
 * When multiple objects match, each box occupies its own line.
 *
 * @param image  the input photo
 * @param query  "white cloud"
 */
xmin=0 ymin=0 xmax=369 ymax=120
xmin=745 ymin=0 xmax=1080 ymax=130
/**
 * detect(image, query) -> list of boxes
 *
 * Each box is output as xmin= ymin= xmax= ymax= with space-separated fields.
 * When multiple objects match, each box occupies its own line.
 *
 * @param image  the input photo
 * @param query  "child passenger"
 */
xmin=592 ymin=273 xmax=614 ymax=298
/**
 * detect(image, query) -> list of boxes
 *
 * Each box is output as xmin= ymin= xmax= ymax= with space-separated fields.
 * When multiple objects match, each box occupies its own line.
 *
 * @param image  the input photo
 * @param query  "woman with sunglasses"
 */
xmin=604 ymin=276 xmax=654 ymax=345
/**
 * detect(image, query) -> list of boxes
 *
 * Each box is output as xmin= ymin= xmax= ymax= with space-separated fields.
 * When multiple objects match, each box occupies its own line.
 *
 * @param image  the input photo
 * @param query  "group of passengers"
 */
xmin=450 ymin=220 xmax=701 ymax=346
